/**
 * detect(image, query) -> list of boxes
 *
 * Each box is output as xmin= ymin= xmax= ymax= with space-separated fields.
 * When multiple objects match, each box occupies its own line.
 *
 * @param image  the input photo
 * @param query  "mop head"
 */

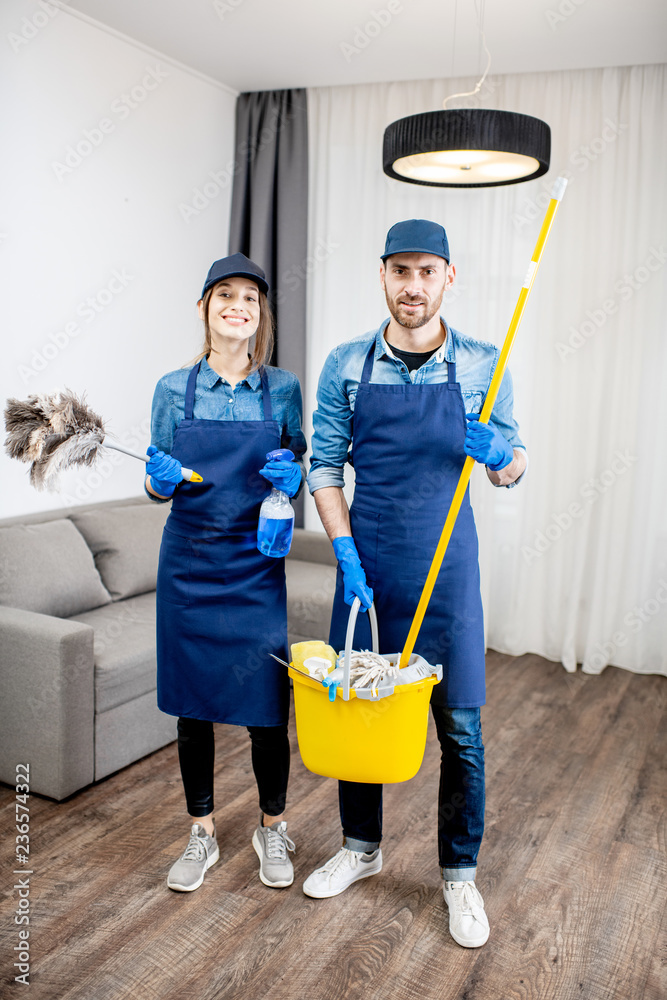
xmin=4 ymin=390 xmax=106 ymax=491
xmin=348 ymin=650 xmax=398 ymax=692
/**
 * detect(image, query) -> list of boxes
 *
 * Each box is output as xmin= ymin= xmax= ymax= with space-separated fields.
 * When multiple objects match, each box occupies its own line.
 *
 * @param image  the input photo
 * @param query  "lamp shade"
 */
xmin=383 ymin=108 xmax=550 ymax=188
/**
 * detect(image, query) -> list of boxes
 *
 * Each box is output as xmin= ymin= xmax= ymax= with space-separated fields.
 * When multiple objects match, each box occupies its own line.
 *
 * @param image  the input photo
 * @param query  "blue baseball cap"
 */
xmin=201 ymin=252 xmax=269 ymax=298
xmin=381 ymin=219 xmax=450 ymax=263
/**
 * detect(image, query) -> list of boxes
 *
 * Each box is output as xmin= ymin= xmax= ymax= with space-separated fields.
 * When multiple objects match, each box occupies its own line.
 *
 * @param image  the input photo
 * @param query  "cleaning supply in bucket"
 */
xmin=335 ymin=650 xmax=434 ymax=698
xmin=291 ymin=640 xmax=339 ymax=699
xmin=289 ymin=612 xmax=442 ymax=704
xmin=302 ymin=656 xmax=334 ymax=680
xmin=257 ymin=449 xmax=295 ymax=557
xmin=345 ymin=650 xmax=397 ymax=697
xmin=290 ymin=641 xmax=337 ymax=673
xmin=320 ymin=655 xmax=395 ymax=701
xmin=322 ymin=666 xmax=345 ymax=701
xmin=308 ymin=647 xmax=439 ymax=701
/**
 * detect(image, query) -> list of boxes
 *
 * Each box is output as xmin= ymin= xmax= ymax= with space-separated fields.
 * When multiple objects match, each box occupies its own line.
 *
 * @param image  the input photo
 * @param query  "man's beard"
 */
xmin=385 ymin=292 xmax=443 ymax=329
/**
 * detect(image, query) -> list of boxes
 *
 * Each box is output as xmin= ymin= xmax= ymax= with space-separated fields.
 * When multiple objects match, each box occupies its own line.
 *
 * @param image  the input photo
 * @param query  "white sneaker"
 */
xmin=443 ymin=880 xmax=490 ymax=948
xmin=303 ymin=847 xmax=382 ymax=898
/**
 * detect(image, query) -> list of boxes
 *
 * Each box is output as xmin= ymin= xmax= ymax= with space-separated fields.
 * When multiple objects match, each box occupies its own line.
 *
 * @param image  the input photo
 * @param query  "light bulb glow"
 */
xmin=392 ymin=149 xmax=540 ymax=185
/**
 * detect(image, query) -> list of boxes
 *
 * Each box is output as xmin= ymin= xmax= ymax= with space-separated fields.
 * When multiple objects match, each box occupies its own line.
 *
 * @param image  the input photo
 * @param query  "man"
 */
xmin=303 ymin=219 xmax=527 ymax=948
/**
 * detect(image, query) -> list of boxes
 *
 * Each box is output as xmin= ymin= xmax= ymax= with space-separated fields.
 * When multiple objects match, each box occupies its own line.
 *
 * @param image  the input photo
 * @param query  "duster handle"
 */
xmin=398 ymin=178 xmax=568 ymax=669
xmin=102 ymin=438 xmax=202 ymax=483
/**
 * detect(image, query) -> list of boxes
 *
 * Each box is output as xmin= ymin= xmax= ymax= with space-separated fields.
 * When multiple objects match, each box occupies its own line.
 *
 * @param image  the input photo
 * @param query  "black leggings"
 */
xmin=177 ymin=717 xmax=290 ymax=818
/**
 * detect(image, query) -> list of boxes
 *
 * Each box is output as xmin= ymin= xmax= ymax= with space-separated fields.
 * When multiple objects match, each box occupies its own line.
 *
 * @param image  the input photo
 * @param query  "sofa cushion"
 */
xmin=0 ymin=520 xmax=111 ymax=617
xmin=70 ymin=503 xmax=170 ymax=601
xmin=68 ymin=592 xmax=158 ymax=713
xmin=285 ymin=559 xmax=337 ymax=645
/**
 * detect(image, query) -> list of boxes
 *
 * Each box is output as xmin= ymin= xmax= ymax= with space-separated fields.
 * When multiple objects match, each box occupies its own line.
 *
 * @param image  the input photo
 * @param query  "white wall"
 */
xmin=0 ymin=1 xmax=238 ymax=517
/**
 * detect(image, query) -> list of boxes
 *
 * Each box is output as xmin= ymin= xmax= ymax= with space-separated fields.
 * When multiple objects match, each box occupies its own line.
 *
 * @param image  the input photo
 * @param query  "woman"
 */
xmin=145 ymin=253 xmax=306 ymax=892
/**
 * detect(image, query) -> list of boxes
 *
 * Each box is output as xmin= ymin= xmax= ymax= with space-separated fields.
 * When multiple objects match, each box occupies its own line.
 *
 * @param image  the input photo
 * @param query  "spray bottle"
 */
xmin=257 ymin=448 xmax=295 ymax=558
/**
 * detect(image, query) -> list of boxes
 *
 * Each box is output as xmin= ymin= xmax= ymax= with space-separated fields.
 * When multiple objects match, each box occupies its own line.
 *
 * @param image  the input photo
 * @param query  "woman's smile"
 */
xmin=221 ymin=313 xmax=249 ymax=326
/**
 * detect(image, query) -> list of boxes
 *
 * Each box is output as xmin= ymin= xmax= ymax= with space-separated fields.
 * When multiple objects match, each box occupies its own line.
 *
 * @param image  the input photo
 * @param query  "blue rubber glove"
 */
xmin=332 ymin=536 xmax=373 ymax=612
xmin=259 ymin=458 xmax=301 ymax=498
xmin=464 ymin=415 xmax=514 ymax=471
xmin=146 ymin=445 xmax=183 ymax=497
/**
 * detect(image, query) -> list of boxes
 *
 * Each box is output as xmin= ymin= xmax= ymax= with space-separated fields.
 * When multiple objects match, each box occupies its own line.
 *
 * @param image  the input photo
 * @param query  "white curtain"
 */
xmin=305 ymin=64 xmax=667 ymax=676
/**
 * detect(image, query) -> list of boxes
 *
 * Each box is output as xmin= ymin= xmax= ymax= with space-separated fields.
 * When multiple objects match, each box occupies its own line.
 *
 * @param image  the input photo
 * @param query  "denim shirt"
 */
xmin=308 ymin=318 xmax=526 ymax=493
xmin=147 ymin=357 xmax=307 ymax=502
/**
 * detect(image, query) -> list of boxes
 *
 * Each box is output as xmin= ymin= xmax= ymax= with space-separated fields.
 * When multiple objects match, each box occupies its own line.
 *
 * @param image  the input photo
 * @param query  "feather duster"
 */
xmin=4 ymin=390 xmax=199 ymax=491
xmin=5 ymin=390 xmax=106 ymax=490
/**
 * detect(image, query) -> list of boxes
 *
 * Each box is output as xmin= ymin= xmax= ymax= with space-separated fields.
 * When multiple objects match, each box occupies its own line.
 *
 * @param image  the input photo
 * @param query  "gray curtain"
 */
xmin=229 ymin=88 xmax=309 ymax=525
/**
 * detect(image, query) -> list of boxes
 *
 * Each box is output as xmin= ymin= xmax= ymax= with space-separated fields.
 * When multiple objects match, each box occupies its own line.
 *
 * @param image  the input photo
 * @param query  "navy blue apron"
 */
xmin=156 ymin=361 xmax=290 ymax=726
xmin=329 ymin=337 xmax=486 ymax=708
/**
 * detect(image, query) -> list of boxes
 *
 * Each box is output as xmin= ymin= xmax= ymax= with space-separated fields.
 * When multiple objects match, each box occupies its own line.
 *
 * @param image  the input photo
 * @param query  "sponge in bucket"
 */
xmin=290 ymin=640 xmax=337 ymax=673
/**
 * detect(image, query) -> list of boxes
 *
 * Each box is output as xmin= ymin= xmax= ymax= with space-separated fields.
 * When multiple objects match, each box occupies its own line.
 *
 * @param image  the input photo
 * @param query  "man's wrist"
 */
xmin=486 ymin=451 xmax=513 ymax=472
xmin=486 ymin=448 xmax=527 ymax=487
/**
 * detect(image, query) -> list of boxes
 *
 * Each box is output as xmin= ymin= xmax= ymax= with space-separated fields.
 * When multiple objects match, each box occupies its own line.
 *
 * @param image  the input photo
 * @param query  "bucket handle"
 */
xmin=343 ymin=597 xmax=379 ymax=701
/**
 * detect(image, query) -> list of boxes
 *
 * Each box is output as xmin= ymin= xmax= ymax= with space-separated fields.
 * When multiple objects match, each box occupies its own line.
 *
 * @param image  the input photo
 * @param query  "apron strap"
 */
xmin=447 ymin=335 xmax=456 ymax=383
xmin=360 ymin=342 xmax=376 ymax=384
xmin=258 ymin=366 xmax=273 ymax=422
xmin=184 ymin=361 xmax=202 ymax=420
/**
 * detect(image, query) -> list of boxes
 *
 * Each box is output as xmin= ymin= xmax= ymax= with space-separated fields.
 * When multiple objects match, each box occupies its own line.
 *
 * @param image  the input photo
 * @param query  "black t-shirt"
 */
xmin=386 ymin=341 xmax=438 ymax=373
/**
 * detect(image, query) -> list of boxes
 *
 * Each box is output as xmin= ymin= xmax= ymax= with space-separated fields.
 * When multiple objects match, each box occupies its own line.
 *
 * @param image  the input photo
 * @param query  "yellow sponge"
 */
xmin=290 ymin=640 xmax=337 ymax=673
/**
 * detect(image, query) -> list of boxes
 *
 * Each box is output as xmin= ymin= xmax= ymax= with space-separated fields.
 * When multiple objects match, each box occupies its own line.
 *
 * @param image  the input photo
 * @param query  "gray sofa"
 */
xmin=0 ymin=496 xmax=336 ymax=801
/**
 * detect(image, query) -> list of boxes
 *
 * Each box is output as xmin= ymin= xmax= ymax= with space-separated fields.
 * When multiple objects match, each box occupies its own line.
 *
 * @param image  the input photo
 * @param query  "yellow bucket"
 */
xmin=289 ymin=600 xmax=442 ymax=784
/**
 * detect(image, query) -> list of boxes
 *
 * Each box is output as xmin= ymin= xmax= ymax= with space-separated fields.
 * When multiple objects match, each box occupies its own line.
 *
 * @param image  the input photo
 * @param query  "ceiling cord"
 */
xmin=443 ymin=0 xmax=492 ymax=110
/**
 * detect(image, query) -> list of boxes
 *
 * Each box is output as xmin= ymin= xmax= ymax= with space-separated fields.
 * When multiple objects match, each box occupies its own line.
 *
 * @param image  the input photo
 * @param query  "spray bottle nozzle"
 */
xmin=266 ymin=448 xmax=295 ymax=462
xmin=322 ymin=665 xmax=344 ymax=702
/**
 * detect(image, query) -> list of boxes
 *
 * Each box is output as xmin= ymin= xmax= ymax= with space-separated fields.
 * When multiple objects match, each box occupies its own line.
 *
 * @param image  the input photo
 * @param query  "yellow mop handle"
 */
xmin=399 ymin=177 xmax=568 ymax=669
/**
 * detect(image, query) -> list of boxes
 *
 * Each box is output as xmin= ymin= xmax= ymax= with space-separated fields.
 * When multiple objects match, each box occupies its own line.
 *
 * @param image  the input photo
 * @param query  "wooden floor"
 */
xmin=1 ymin=653 xmax=665 ymax=1000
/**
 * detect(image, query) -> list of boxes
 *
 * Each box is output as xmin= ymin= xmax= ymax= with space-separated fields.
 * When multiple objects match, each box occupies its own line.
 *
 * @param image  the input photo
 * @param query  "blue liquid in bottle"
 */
xmin=257 ymin=514 xmax=294 ymax=557
xmin=257 ymin=448 xmax=296 ymax=558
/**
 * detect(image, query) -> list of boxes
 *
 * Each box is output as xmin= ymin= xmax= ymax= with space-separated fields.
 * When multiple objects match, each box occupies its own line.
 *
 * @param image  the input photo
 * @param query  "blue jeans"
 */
xmin=339 ymin=706 xmax=485 ymax=882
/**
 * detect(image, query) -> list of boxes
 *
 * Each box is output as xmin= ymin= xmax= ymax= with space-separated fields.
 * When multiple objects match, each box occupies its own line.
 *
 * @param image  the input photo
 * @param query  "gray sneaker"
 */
xmin=251 ymin=818 xmax=295 ymax=888
xmin=167 ymin=823 xmax=219 ymax=892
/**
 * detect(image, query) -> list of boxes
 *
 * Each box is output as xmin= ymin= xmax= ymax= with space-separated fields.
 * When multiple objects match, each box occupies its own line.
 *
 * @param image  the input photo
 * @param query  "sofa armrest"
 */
xmin=0 ymin=606 xmax=95 ymax=800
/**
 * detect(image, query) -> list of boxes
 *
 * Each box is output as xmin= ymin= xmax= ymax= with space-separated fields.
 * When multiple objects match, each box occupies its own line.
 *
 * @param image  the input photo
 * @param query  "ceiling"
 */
xmin=63 ymin=0 xmax=666 ymax=93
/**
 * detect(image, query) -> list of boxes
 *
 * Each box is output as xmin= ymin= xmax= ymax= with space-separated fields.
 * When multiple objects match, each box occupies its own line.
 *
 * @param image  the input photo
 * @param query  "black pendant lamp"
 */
xmin=383 ymin=107 xmax=551 ymax=188
xmin=382 ymin=2 xmax=550 ymax=189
